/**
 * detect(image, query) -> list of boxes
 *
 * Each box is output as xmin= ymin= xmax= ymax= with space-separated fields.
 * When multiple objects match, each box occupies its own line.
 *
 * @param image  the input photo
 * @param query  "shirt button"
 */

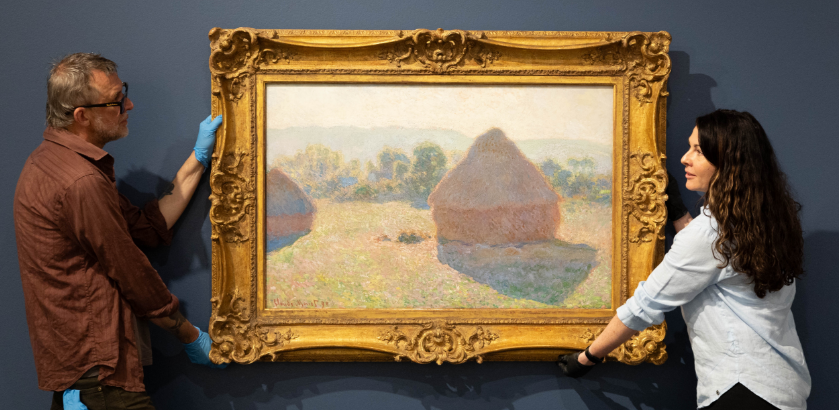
xmin=98 ymin=387 xmax=102 ymax=391
xmin=716 ymin=390 xmax=719 ymax=395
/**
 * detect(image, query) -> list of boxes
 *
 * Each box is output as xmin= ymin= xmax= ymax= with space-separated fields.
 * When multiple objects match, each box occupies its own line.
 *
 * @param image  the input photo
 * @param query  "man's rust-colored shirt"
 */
xmin=14 ymin=128 xmax=180 ymax=392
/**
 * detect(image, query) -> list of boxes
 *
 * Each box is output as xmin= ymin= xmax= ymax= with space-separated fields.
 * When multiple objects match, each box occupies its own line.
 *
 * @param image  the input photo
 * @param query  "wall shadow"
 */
xmin=117 ymin=167 xmax=212 ymax=282
xmin=791 ymin=230 xmax=839 ymax=409
xmin=663 ymin=51 xmax=717 ymax=248
xmin=145 ymin=319 xmax=697 ymax=410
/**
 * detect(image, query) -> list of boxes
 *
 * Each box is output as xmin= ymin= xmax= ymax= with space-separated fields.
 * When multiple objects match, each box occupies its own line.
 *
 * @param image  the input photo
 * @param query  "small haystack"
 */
xmin=428 ymin=128 xmax=560 ymax=245
xmin=266 ymin=168 xmax=316 ymax=248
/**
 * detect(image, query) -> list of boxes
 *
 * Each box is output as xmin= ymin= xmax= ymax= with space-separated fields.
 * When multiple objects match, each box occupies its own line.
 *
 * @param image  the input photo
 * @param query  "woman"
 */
xmin=558 ymin=110 xmax=811 ymax=410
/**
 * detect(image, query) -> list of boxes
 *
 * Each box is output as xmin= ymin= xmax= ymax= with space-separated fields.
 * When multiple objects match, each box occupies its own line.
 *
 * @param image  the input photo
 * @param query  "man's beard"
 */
xmin=91 ymin=115 xmax=128 ymax=146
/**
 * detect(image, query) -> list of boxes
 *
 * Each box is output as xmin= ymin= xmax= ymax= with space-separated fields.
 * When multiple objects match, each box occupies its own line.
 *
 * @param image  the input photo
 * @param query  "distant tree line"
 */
xmin=272 ymin=143 xmax=452 ymax=204
xmin=271 ymin=143 xmax=610 ymax=204
xmin=539 ymin=157 xmax=611 ymax=204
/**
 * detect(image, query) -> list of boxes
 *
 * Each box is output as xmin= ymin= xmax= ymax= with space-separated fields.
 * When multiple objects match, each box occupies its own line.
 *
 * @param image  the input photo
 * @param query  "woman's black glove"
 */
xmin=665 ymin=171 xmax=689 ymax=222
xmin=557 ymin=352 xmax=594 ymax=378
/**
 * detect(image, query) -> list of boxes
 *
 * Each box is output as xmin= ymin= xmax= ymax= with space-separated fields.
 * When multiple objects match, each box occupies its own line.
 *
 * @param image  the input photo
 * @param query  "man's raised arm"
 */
xmin=158 ymin=114 xmax=222 ymax=228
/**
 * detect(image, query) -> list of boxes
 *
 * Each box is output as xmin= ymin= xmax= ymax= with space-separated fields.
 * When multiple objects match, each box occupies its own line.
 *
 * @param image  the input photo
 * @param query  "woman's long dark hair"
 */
xmin=697 ymin=109 xmax=803 ymax=297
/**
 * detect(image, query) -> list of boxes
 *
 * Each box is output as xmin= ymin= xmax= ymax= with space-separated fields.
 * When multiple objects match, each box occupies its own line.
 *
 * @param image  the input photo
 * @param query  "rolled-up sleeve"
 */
xmin=617 ymin=220 xmax=726 ymax=331
xmin=119 ymin=195 xmax=173 ymax=248
xmin=58 ymin=175 xmax=179 ymax=318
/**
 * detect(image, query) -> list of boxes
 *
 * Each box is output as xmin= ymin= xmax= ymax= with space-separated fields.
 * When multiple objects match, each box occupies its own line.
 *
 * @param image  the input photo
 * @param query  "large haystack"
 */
xmin=266 ymin=168 xmax=315 ymax=247
xmin=428 ymin=128 xmax=560 ymax=245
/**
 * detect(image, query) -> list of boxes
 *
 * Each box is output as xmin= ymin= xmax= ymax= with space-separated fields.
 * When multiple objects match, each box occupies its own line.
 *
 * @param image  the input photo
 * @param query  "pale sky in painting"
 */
xmin=266 ymin=84 xmax=613 ymax=144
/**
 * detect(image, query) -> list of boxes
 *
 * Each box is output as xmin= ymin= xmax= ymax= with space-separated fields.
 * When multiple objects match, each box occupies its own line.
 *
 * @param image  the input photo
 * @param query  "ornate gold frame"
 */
xmin=207 ymin=28 xmax=671 ymax=365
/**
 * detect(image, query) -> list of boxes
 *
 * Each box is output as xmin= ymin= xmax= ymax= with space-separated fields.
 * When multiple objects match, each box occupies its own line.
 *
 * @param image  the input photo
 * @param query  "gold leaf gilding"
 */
xmin=581 ymin=322 xmax=667 ymax=365
xmin=209 ymin=290 xmax=298 ymax=364
xmin=209 ymin=150 xmax=254 ymax=242
xmin=379 ymin=322 xmax=499 ymax=364
xmin=624 ymin=151 xmax=668 ymax=243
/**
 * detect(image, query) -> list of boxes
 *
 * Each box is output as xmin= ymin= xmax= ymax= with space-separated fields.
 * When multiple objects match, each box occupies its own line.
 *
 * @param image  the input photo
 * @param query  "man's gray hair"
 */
xmin=46 ymin=53 xmax=117 ymax=129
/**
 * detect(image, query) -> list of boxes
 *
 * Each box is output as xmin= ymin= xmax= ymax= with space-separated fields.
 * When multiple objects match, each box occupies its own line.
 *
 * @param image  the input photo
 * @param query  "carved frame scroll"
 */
xmin=208 ymin=28 xmax=671 ymax=365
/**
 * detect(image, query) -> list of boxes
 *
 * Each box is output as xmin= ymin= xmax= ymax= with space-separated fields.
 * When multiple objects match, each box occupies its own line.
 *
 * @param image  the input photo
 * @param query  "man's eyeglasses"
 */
xmin=68 ymin=82 xmax=129 ymax=115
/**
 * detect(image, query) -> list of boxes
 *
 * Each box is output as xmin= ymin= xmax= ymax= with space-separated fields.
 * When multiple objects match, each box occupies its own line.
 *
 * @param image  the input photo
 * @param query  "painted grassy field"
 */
xmin=265 ymin=198 xmax=611 ymax=309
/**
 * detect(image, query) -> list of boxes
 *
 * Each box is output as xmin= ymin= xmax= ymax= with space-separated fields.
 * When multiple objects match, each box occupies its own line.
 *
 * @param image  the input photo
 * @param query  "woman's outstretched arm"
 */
xmin=577 ymin=315 xmax=637 ymax=365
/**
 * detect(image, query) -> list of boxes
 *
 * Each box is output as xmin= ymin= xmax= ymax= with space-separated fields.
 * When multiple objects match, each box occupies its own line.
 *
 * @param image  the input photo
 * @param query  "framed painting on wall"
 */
xmin=207 ymin=28 xmax=672 ymax=365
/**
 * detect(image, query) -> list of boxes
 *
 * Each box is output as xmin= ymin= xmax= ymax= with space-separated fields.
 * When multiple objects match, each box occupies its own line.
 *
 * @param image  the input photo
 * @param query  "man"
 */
xmin=14 ymin=53 xmax=224 ymax=410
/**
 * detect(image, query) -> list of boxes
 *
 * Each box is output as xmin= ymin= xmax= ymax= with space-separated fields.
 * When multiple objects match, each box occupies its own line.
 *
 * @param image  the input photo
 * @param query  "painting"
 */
xmin=264 ymin=84 xmax=613 ymax=309
xmin=208 ymin=28 xmax=672 ymax=365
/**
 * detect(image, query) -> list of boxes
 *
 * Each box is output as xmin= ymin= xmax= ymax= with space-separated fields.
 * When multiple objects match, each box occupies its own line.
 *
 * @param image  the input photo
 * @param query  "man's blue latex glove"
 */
xmin=194 ymin=114 xmax=223 ymax=169
xmin=183 ymin=325 xmax=228 ymax=369
xmin=63 ymin=389 xmax=89 ymax=410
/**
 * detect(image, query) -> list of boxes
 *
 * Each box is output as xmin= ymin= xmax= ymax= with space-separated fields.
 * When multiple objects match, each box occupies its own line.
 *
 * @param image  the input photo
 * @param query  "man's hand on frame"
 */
xmin=194 ymin=114 xmax=223 ymax=169
xmin=183 ymin=325 xmax=228 ymax=369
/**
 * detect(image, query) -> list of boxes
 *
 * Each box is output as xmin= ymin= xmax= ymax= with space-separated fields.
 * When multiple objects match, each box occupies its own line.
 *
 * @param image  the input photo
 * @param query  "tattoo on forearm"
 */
xmin=162 ymin=312 xmax=191 ymax=343
xmin=151 ymin=311 xmax=195 ymax=343
xmin=167 ymin=312 xmax=186 ymax=332
xmin=160 ymin=182 xmax=175 ymax=198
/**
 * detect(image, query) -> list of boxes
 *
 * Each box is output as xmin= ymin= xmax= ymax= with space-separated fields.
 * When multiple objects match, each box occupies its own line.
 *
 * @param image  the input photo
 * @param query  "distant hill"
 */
xmin=267 ymin=126 xmax=612 ymax=173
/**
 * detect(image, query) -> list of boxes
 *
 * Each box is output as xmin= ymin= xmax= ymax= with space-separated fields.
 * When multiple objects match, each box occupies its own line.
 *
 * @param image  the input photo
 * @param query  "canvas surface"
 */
xmin=265 ymin=84 xmax=613 ymax=309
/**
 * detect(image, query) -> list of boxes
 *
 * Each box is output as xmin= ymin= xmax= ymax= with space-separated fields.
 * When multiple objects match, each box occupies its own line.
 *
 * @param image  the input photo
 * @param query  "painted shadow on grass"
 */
xmin=437 ymin=239 xmax=597 ymax=306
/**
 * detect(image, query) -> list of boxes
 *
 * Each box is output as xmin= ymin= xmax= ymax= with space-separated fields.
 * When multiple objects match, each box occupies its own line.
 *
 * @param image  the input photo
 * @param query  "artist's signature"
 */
xmin=272 ymin=298 xmax=330 ymax=308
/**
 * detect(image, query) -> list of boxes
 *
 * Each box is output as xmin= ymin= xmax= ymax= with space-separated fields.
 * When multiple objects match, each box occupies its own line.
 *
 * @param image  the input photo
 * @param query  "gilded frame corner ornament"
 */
xmin=581 ymin=322 xmax=668 ymax=365
xmin=208 ymin=28 xmax=671 ymax=365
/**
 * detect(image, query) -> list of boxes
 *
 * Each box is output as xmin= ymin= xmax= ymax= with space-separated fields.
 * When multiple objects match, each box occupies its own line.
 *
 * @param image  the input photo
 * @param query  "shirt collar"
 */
xmin=43 ymin=127 xmax=110 ymax=161
xmin=43 ymin=127 xmax=116 ymax=181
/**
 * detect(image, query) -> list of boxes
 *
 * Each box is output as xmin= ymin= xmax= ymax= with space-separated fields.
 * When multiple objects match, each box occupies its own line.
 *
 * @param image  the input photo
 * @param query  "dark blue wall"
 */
xmin=2 ymin=1 xmax=836 ymax=409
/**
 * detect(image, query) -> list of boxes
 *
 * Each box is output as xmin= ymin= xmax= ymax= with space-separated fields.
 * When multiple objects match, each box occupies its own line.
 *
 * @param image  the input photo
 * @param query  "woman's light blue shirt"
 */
xmin=616 ymin=209 xmax=811 ymax=409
